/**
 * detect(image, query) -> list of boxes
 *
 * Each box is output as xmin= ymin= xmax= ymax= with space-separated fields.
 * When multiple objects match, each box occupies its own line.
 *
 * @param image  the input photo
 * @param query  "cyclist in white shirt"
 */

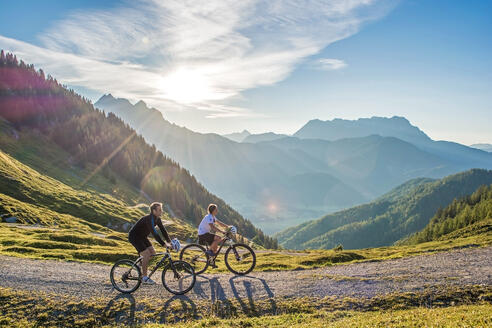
xmin=197 ymin=204 xmax=230 ymax=256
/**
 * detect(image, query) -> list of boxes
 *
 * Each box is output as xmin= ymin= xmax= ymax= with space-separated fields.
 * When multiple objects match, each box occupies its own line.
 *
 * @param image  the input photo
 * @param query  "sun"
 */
xmin=158 ymin=67 xmax=214 ymax=104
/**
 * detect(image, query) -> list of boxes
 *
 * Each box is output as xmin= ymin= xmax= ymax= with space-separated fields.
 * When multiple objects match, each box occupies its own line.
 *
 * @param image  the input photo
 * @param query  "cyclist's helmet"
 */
xmin=171 ymin=238 xmax=181 ymax=252
xmin=230 ymin=226 xmax=237 ymax=234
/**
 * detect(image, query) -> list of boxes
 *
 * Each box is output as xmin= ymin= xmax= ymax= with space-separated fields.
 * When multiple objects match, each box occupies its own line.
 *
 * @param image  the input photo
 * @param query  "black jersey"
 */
xmin=128 ymin=214 xmax=171 ymax=246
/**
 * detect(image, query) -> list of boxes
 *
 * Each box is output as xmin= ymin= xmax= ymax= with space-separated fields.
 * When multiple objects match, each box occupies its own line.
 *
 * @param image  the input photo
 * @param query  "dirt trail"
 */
xmin=1 ymin=246 xmax=490 ymax=302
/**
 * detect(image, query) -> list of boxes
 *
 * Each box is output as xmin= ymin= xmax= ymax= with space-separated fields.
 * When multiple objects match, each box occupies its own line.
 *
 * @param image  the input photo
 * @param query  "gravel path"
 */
xmin=1 ymin=247 xmax=491 ymax=302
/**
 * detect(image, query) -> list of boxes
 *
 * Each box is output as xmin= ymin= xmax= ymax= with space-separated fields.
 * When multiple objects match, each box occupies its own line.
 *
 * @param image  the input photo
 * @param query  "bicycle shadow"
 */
xmin=104 ymin=293 xmax=198 ymax=325
xmin=158 ymin=294 xmax=198 ymax=323
xmin=103 ymin=293 xmax=136 ymax=326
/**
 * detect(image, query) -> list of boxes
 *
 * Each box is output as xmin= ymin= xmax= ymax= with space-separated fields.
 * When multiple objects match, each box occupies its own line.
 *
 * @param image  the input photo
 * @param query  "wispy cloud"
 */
xmin=0 ymin=0 xmax=395 ymax=118
xmin=316 ymin=58 xmax=348 ymax=70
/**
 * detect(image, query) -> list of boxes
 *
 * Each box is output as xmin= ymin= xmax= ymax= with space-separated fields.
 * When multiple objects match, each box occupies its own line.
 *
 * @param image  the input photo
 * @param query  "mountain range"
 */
xmin=95 ymin=95 xmax=492 ymax=233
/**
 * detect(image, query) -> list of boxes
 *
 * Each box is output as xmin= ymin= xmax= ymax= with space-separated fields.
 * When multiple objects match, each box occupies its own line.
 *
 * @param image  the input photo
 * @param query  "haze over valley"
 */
xmin=96 ymin=95 xmax=492 ymax=233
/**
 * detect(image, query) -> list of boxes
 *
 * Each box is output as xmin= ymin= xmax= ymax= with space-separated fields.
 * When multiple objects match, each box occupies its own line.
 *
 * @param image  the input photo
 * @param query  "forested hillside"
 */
xmin=0 ymin=51 xmax=276 ymax=248
xmin=402 ymin=184 xmax=492 ymax=244
xmin=276 ymin=169 xmax=492 ymax=249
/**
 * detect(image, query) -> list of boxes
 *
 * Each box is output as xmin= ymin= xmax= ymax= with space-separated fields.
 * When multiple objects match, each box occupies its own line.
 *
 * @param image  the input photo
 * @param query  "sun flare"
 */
xmin=158 ymin=67 xmax=215 ymax=104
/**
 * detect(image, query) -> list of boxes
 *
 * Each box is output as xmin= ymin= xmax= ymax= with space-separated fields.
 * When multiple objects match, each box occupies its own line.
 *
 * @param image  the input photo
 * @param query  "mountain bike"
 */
xmin=110 ymin=246 xmax=196 ymax=295
xmin=179 ymin=227 xmax=256 ymax=275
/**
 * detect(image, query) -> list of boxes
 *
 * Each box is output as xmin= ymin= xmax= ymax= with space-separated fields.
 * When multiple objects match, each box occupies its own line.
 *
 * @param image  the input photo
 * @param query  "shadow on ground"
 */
xmin=104 ymin=275 xmax=276 ymax=324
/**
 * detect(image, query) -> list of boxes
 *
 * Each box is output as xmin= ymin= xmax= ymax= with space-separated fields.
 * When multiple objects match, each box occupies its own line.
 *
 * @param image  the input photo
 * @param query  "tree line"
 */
xmin=404 ymin=184 xmax=492 ymax=244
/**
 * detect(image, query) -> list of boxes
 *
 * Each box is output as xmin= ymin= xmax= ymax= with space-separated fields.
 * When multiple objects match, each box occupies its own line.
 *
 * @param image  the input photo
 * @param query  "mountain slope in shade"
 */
xmin=222 ymin=130 xmax=251 ymax=142
xmin=471 ymin=143 xmax=492 ymax=152
xmin=401 ymin=184 xmax=492 ymax=245
xmin=261 ymin=135 xmax=459 ymax=197
xmin=276 ymin=169 xmax=492 ymax=250
xmin=243 ymin=132 xmax=288 ymax=143
xmin=294 ymin=116 xmax=492 ymax=171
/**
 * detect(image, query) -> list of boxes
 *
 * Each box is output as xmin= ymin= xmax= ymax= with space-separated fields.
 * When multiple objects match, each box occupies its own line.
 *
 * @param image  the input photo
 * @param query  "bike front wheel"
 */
xmin=110 ymin=259 xmax=142 ymax=293
xmin=161 ymin=260 xmax=196 ymax=295
xmin=224 ymin=243 xmax=256 ymax=275
xmin=179 ymin=243 xmax=209 ymax=275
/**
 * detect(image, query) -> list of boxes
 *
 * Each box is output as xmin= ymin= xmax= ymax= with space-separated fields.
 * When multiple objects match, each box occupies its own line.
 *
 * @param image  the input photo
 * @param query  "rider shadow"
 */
xmin=103 ymin=293 xmax=136 ymax=326
xmin=193 ymin=275 xmax=227 ymax=302
xmin=229 ymin=275 xmax=277 ymax=316
xmin=192 ymin=274 xmax=276 ymax=317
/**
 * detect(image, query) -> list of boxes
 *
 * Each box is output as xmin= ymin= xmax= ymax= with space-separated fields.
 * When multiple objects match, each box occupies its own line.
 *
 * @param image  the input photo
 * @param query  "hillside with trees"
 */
xmin=276 ymin=169 xmax=492 ymax=249
xmin=0 ymin=51 xmax=277 ymax=248
xmin=401 ymin=184 xmax=492 ymax=244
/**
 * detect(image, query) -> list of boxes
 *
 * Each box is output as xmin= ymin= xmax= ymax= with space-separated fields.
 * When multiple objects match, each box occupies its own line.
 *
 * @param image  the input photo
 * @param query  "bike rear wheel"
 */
xmin=110 ymin=259 xmax=142 ymax=293
xmin=179 ymin=244 xmax=209 ymax=275
xmin=161 ymin=260 xmax=196 ymax=295
xmin=224 ymin=243 xmax=256 ymax=275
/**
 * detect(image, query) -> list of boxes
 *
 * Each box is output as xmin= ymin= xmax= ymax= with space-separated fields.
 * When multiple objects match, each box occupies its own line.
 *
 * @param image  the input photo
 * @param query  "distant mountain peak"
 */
xmin=98 ymin=93 xmax=115 ymax=102
xmin=134 ymin=100 xmax=147 ymax=110
xmin=222 ymin=130 xmax=252 ymax=142
xmin=95 ymin=95 xmax=164 ymax=122
xmin=295 ymin=116 xmax=431 ymax=145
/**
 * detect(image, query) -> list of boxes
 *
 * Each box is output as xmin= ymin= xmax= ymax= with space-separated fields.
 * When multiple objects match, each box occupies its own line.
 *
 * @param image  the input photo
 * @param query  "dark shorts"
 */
xmin=128 ymin=233 xmax=152 ymax=253
xmin=198 ymin=233 xmax=216 ymax=246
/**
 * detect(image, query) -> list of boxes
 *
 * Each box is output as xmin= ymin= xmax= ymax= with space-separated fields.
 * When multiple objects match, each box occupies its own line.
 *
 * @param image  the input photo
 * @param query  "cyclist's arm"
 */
xmin=157 ymin=219 xmax=171 ymax=243
xmin=209 ymin=222 xmax=226 ymax=234
xmin=215 ymin=219 xmax=230 ymax=229
xmin=150 ymin=218 xmax=170 ymax=246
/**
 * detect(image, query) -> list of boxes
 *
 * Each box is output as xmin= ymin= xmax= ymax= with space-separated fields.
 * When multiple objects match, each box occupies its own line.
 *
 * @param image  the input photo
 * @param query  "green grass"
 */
xmin=0 ymin=285 xmax=490 ymax=327
xmin=0 ymin=149 xmax=146 ymax=229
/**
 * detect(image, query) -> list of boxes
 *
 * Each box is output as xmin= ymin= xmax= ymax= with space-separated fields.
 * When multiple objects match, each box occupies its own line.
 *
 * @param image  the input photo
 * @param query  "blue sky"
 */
xmin=1 ymin=0 xmax=491 ymax=144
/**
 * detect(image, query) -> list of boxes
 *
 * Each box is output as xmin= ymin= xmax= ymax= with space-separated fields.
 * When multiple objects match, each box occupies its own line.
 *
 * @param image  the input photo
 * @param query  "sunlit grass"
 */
xmin=0 ymin=285 xmax=490 ymax=327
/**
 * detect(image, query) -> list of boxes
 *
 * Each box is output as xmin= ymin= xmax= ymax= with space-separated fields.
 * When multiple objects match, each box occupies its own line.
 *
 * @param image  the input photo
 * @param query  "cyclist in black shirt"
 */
xmin=128 ymin=202 xmax=171 ymax=285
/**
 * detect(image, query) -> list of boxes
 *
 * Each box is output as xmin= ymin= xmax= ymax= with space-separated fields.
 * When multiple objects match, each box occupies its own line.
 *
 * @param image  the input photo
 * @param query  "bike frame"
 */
xmin=206 ymin=233 xmax=237 ymax=261
xmin=133 ymin=250 xmax=178 ymax=279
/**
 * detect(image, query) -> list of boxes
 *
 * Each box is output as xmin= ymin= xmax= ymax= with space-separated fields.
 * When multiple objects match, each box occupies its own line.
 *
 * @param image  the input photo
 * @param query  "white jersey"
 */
xmin=198 ymin=213 xmax=216 ymax=235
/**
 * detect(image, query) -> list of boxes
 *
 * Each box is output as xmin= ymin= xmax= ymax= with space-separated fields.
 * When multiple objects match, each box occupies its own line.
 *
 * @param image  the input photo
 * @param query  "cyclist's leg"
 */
xmin=210 ymin=234 xmax=221 ymax=254
xmin=140 ymin=240 xmax=153 ymax=277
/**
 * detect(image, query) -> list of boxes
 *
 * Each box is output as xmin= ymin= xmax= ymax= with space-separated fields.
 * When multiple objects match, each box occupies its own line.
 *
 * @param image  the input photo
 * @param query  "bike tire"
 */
xmin=110 ymin=259 xmax=142 ymax=293
xmin=161 ymin=260 xmax=196 ymax=295
xmin=179 ymin=243 xmax=209 ymax=275
xmin=224 ymin=243 xmax=256 ymax=275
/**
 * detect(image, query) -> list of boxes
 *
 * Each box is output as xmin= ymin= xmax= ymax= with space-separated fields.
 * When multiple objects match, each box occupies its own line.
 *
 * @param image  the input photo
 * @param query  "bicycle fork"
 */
xmin=232 ymin=246 xmax=241 ymax=262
